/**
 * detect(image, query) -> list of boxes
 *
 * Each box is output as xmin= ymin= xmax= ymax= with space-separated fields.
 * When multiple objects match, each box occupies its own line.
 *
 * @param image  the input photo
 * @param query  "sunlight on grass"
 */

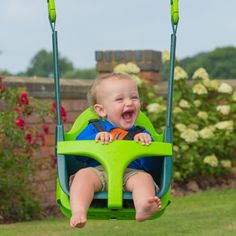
xmin=0 ymin=189 xmax=235 ymax=236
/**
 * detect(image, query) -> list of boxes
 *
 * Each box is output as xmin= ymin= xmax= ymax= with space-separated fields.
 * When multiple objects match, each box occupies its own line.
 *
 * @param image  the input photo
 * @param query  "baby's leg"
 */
xmin=70 ymin=168 xmax=102 ymax=228
xmin=125 ymin=172 xmax=161 ymax=221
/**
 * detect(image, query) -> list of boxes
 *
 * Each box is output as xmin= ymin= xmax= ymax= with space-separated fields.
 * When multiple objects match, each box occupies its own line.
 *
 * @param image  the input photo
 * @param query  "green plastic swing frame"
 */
xmin=47 ymin=0 xmax=179 ymax=220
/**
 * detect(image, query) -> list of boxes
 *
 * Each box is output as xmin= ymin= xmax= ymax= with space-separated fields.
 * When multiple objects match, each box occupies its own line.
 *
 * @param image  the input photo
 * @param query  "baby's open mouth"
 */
xmin=122 ymin=111 xmax=134 ymax=120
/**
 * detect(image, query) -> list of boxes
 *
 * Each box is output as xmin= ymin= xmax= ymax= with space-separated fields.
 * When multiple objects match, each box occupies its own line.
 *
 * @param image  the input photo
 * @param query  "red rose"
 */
xmin=19 ymin=92 xmax=29 ymax=105
xmin=25 ymin=133 xmax=32 ymax=144
xmin=41 ymin=124 xmax=49 ymax=134
xmin=52 ymin=101 xmax=67 ymax=122
xmin=15 ymin=117 xmax=25 ymax=130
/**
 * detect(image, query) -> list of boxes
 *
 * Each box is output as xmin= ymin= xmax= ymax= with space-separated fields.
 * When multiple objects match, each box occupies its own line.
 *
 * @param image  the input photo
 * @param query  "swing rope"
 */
xmin=47 ymin=0 xmax=64 ymax=146
xmin=158 ymin=0 xmax=179 ymax=197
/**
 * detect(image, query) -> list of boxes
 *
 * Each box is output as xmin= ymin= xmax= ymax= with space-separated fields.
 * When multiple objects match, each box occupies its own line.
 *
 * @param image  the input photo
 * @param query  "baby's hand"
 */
xmin=95 ymin=132 xmax=113 ymax=144
xmin=134 ymin=133 xmax=152 ymax=145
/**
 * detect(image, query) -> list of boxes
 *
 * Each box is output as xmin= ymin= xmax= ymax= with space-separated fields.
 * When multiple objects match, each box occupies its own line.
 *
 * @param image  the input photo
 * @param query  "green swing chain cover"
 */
xmin=48 ymin=0 xmax=56 ymax=23
xmin=171 ymin=0 xmax=179 ymax=25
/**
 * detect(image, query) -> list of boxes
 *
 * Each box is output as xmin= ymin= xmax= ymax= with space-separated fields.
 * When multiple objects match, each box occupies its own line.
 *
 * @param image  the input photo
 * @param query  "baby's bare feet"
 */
xmin=70 ymin=211 xmax=87 ymax=228
xmin=136 ymin=196 xmax=161 ymax=222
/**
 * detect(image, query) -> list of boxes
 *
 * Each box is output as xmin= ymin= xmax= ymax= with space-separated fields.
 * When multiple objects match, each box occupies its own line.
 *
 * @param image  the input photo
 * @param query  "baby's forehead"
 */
xmin=98 ymin=76 xmax=136 ymax=87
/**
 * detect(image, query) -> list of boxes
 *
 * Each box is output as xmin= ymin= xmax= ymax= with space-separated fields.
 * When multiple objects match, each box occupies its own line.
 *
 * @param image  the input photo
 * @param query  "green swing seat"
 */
xmin=47 ymin=0 xmax=179 ymax=221
xmin=56 ymin=108 xmax=173 ymax=220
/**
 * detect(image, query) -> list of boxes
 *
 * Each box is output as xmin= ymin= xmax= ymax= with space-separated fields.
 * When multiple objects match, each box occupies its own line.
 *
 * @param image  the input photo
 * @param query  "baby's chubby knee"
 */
xmin=74 ymin=167 xmax=98 ymax=180
xmin=71 ymin=167 xmax=103 ymax=191
xmin=135 ymin=172 xmax=154 ymax=181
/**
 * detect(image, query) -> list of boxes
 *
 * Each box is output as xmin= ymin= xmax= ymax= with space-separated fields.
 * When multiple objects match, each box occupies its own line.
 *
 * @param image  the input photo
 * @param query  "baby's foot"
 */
xmin=136 ymin=196 xmax=161 ymax=222
xmin=70 ymin=210 xmax=87 ymax=228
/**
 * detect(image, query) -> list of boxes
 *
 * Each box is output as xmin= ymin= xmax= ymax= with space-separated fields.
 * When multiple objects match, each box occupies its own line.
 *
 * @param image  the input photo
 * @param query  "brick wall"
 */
xmin=96 ymin=50 xmax=162 ymax=83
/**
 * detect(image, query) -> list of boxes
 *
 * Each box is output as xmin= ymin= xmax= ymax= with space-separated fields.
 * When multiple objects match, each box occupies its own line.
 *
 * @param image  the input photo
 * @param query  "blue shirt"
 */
xmin=75 ymin=119 xmax=152 ymax=170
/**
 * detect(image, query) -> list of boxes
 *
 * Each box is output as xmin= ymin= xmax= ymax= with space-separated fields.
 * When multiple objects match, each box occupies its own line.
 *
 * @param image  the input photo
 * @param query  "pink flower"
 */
xmin=19 ymin=92 xmax=29 ymax=105
xmin=15 ymin=117 xmax=25 ymax=130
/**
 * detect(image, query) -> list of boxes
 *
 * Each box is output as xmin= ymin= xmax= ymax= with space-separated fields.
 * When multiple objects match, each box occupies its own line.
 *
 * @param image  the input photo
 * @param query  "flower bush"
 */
xmin=0 ymin=77 xmax=51 ymax=222
xmin=114 ymin=63 xmax=236 ymax=182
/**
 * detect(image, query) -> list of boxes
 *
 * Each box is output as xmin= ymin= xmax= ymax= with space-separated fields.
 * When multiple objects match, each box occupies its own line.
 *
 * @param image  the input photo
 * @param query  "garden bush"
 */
xmin=114 ymin=61 xmax=236 ymax=182
xmin=0 ymin=77 xmax=51 ymax=222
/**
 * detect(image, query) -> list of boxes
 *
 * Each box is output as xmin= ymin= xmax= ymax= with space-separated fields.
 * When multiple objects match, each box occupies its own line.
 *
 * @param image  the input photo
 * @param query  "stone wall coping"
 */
xmin=4 ymin=76 xmax=236 ymax=100
xmin=5 ymin=76 xmax=93 ymax=99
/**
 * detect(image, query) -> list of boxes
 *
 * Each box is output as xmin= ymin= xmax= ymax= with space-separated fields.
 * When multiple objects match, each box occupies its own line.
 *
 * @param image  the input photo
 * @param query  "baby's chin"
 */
xmin=119 ymin=121 xmax=135 ymax=130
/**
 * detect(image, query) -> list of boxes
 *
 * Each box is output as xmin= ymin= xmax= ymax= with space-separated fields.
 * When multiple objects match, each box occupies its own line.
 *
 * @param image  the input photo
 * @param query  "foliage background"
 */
xmin=0 ymin=77 xmax=51 ymax=222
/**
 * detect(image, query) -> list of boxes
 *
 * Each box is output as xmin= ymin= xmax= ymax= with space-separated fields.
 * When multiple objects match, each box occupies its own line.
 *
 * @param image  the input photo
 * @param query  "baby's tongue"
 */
xmin=122 ymin=112 xmax=132 ymax=120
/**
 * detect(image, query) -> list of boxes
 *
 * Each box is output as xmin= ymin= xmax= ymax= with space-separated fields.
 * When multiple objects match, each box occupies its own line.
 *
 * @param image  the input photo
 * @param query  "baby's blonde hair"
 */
xmin=87 ymin=72 xmax=135 ymax=106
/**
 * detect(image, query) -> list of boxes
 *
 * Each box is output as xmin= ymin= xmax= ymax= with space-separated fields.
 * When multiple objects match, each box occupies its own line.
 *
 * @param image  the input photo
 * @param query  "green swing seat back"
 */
xmin=56 ymin=108 xmax=172 ymax=220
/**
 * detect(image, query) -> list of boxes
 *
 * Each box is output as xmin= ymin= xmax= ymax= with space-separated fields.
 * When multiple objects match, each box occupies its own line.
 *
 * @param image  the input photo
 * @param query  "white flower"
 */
xmin=173 ymin=107 xmax=183 ymax=114
xmin=114 ymin=62 xmax=140 ymax=74
xmin=232 ymin=91 xmax=236 ymax=102
xmin=126 ymin=62 xmax=140 ymax=74
xmin=216 ymin=105 xmax=230 ymax=115
xmin=197 ymin=111 xmax=208 ymax=120
xmin=131 ymin=75 xmax=143 ymax=87
xmin=193 ymin=100 xmax=202 ymax=107
xmin=114 ymin=63 xmax=127 ymax=73
xmin=173 ymin=145 xmax=179 ymax=152
xmin=175 ymin=123 xmax=186 ymax=132
xmin=174 ymin=66 xmax=188 ymax=80
xmin=215 ymin=120 xmax=234 ymax=132
xmin=199 ymin=126 xmax=215 ymax=139
xmin=174 ymin=171 xmax=181 ymax=180
xmin=218 ymin=83 xmax=233 ymax=94
xmin=162 ymin=50 xmax=170 ymax=63
xmin=203 ymin=154 xmax=218 ymax=167
xmin=146 ymin=103 xmax=166 ymax=113
xmin=192 ymin=67 xmax=209 ymax=80
xmin=179 ymin=99 xmax=190 ymax=108
xmin=180 ymin=129 xmax=199 ymax=143
xmin=193 ymin=83 xmax=208 ymax=95
xmin=220 ymin=160 xmax=232 ymax=168
xmin=203 ymin=79 xmax=219 ymax=91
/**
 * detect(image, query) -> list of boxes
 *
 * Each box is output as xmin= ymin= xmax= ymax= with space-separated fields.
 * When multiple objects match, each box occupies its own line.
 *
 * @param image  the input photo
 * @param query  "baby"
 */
xmin=70 ymin=73 xmax=161 ymax=228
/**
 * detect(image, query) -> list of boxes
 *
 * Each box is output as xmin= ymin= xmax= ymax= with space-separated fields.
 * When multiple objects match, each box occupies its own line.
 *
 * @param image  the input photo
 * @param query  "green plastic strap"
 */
xmin=171 ymin=0 xmax=179 ymax=25
xmin=48 ymin=0 xmax=56 ymax=23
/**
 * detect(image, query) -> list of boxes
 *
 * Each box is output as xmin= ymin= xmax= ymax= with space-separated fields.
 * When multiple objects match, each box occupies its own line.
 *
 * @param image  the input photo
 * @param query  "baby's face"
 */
xmin=94 ymin=77 xmax=141 ymax=130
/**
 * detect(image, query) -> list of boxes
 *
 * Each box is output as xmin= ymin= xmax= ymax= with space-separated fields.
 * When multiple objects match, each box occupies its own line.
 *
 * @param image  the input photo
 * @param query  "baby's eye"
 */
xmin=115 ymin=97 xmax=123 ymax=102
xmin=131 ymin=96 xmax=139 ymax=100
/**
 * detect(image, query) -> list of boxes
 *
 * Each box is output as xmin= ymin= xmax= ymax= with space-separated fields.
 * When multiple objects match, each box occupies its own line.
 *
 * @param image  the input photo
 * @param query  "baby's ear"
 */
xmin=94 ymin=104 xmax=106 ymax=118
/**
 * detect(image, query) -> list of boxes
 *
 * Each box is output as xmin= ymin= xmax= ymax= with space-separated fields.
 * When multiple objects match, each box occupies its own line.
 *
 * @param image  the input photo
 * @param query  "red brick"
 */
xmin=44 ymin=134 xmax=55 ymax=147
xmin=66 ymin=111 xmax=80 ymax=123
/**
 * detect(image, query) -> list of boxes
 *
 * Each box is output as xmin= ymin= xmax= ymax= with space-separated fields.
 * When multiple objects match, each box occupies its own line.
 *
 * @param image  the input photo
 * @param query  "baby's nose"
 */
xmin=125 ymin=99 xmax=133 ymax=105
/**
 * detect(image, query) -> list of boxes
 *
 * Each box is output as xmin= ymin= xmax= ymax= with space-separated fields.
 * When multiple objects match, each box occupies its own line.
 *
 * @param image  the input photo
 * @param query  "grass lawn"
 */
xmin=0 ymin=189 xmax=235 ymax=236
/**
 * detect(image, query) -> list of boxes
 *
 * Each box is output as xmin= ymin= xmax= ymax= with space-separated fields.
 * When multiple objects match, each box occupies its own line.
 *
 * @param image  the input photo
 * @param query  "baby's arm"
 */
xmin=134 ymin=133 xmax=152 ymax=145
xmin=95 ymin=132 xmax=113 ymax=144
